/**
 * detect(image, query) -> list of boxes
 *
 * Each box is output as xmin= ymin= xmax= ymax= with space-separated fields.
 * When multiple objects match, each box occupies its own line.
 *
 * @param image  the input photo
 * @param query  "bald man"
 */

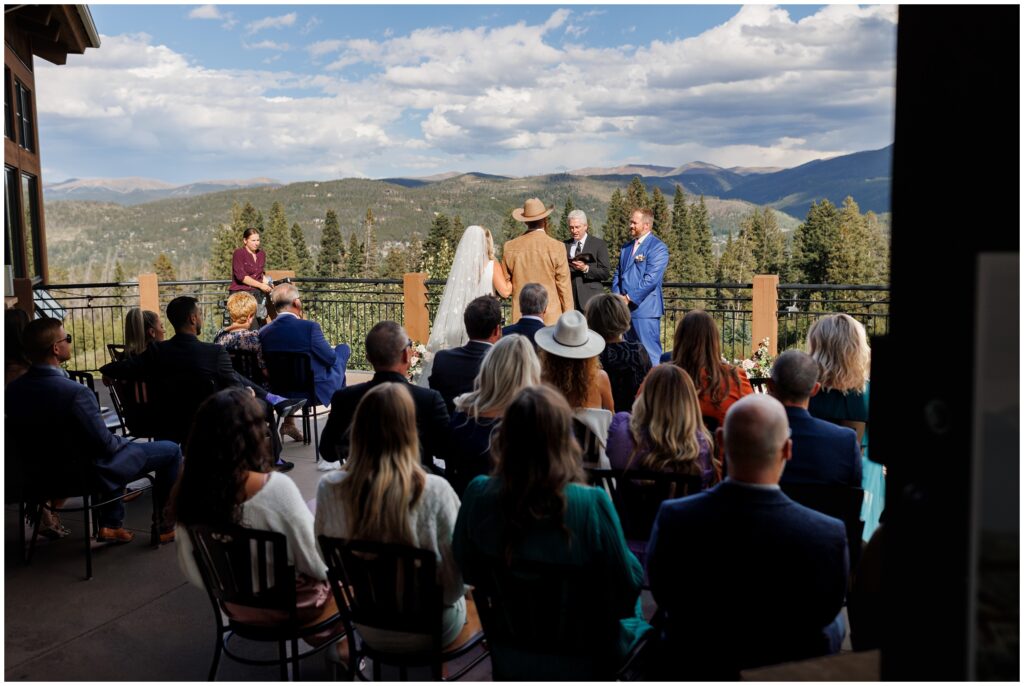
xmin=646 ymin=395 xmax=849 ymax=679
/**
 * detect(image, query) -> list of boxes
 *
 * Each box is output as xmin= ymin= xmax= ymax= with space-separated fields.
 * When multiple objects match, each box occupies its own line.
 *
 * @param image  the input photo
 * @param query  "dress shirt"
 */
xmin=721 ymin=476 xmax=781 ymax=491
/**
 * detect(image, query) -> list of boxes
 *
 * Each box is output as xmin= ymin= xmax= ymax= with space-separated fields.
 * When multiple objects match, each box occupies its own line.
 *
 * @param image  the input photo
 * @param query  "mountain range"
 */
xmin=43 ymin=176 xmax=280 ymax=205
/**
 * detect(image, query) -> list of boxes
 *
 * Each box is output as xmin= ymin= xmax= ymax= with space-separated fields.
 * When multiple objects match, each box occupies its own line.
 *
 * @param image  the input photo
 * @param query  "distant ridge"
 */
xmin=43 ymin=177 xmax=279 ymax=205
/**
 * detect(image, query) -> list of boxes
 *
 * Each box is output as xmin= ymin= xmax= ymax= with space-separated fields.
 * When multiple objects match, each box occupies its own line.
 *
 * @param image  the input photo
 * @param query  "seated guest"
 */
xmin=259 ymin=282 xmax=351 ymax=409
xmin=174 ymin=389 xmax=341 ymax=645
xmin=5 ymin=307 xmax=30 ymax=385
xmin=453 ymin=385 xmax=650 ymax=672
xmin=320 ymin=321 xmax=449 ymax=468
xmin=536 ymin=310 xmax=613 ymax=412
xmin=101 ymin=296 xmax=302 ymax=470
xmin=429 ymin=295 xmax=503 ymax=415
xmin=123 ymin=307 xmax=165 ymax=358
xmin=670 ymin=309 xmax=753 ymax=426
xmin=215 ymin=291 xmax=302 ymax=443
xmin=586 ymin=294 xmax=651 ymax=413
xmin=445 ymin=334 xmax=541 ymax=496
xmin=646 ymin=394 xmax=848 ymax=679
xmin=8 ymin=317 xmax=181 ymax=543
xmin=768 ymin=350 xmax=861 ymax=488
xmin=316 ymin=382 xmax=469 ymax=649
xmin=501 ymin=283 xmax=547 ymax=347
xmin=606 ymin=365 xmax=715 ymax=487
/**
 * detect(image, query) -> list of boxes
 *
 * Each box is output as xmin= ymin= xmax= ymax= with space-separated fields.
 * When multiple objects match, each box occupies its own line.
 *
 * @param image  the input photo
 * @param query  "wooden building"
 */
xmin=5 ymin=4 xmax=100 ymax=296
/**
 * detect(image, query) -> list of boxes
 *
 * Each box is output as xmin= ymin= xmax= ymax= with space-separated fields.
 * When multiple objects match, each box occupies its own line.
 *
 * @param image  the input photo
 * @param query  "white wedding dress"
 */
xmin=418 ymin=225 xmax=495 ymax=387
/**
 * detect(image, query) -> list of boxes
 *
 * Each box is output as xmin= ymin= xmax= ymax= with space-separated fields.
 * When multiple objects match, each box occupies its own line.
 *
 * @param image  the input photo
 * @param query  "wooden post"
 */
xmin=266 ymin=270 xmax=295 ymax=284
xmin=12 ymin=278 xmax=33 ymax=318
xmin=751 ymin=274 xmax=779 ymax=357
xmin=403 ymin=272 xmax=429 ymax=344
xmin=138 ymin=272 xmax=159 ymax=314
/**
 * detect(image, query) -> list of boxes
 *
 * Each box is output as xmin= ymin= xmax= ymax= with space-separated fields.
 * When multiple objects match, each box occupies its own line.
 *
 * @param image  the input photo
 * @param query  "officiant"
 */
xmin=565 ymin=209 xmax=612 ymax=311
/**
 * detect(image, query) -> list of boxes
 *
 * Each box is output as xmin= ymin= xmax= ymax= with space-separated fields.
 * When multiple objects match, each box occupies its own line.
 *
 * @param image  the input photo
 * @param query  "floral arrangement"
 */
xmin=733 ymin=337 xmax=774 ymax=379
xmin=407 ymin=342 xmax=430 ymax=384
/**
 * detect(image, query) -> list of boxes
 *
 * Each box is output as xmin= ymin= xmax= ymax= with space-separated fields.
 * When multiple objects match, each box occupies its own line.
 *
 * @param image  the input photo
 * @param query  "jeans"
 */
xmin=98 ymin=440 xmax=182 ymax=529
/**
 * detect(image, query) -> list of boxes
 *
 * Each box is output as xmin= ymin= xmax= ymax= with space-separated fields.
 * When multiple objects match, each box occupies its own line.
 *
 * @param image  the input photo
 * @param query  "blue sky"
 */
xmin=36 ymin=4 xmax=896 ymax=184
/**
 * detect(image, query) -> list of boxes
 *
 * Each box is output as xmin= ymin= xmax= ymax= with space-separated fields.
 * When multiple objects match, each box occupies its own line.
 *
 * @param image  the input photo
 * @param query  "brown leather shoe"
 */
xmin=280 ymin=420 xmax=304 ymax=443
xmin=96 ymin=527 xmax=135 ymax=544
xmin=158 ymin=529 xmax=176 ymax=544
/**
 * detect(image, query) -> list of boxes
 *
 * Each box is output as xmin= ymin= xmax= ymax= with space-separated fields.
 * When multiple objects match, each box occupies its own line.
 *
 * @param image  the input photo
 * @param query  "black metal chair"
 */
xmin=106 ymin=343 xmax=125 ymax=363
xmin=227 ymin=348 xmax=264 ymax=385
xmin=467 ymin=554 xmax=625 ymax=681
xmin=779 ymin=482 xmax=865 ymax=572
xmin=263 ymin=351 xmax=326 ymax=461
xmin=144 ymin=372 xmax=218 ymax=446
xmin=7 ymin=418 xmax=157 ymax=579
xmin=68 ymin=370 xmax=123 ymax=435
xmin=318 ymin=536 xmax=488 ymax=681
xmin=188 ymin=525 xmax=344 ymax=681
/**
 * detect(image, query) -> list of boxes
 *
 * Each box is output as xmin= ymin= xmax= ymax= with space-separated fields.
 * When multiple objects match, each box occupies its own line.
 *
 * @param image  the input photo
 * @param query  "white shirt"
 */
xmin=571 ymin=234 xmax=588 ymax=258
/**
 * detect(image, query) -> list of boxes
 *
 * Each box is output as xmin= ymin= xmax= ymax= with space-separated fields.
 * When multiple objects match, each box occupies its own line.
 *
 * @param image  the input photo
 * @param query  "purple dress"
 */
xmin=605 ymin=411 xmax=714 ymax=488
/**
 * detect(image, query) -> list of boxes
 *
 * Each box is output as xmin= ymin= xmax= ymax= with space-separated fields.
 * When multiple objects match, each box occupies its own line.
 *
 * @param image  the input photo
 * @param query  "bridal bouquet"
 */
xmin=733 ymin=337 xmax=774 ymax=379
xmin=407 ymin=342 xmax=430 ymax=383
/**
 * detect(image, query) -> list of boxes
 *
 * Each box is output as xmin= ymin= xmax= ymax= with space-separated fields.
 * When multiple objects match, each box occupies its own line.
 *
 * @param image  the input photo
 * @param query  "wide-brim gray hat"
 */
xmin=535 ymin=310 xmax=606 ymax=359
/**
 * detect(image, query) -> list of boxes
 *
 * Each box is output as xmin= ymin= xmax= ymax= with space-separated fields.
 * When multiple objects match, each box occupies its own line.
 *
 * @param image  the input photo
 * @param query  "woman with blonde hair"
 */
xmin=806 ymin=313 xmax=881 ymax=540
xmin=606 ymin=364 xmax=716 ymax=487
xmin=445 ymin=334 xmax=541 ymax=496
xmin=671 ymin=309 xmax=753 ymax=426
xmin=123 ymin=307 xmax=164 ymax=358
xmin=316 ymin=383 xmax=469 ymax=650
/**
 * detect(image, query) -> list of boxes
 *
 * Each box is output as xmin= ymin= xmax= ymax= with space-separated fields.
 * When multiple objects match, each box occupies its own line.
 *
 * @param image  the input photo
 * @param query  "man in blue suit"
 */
xmin=769 ymin=350 xmax=862 ymax=488
xmin=611 ymin=207 xmax=669 ymax=364
xmin=501 ymin=282 xmax=547 ymax=348
xmin=646 ymin=394 xmax=848 ymax=679
xmin=9 ymin=318 xmax=181 ymax=544
xmin=260 ymin=282 xmax=350 ymax=410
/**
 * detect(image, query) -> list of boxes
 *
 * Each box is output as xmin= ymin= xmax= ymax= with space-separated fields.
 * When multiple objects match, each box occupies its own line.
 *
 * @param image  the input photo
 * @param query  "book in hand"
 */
xmin=569 ymin=252 xmax=597 ymax=264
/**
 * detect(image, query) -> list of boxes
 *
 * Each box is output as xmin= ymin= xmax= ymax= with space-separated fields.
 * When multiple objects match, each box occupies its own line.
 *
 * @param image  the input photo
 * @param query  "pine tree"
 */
xmin=290 ymin=222 xmax=314 ymax=276
xmin=667 ymin=185 xmax=690 ymax=281
xmin=449 ymin=214 xmax=465 ymax=248
xmin=691 ymin=196 xmax=715 ymax=281
xmin=741 ymin=207 xmax=787 ymax=277
xmin=865 ymin=210 xmax=890 ymax=283
xmin=209 ymin=223 xmax=238 ymax=280
xmin=381 ymin=246 xmax=407 ymax=279
xmin=253 ymin=210 xmax=265 ymax=232
xmin=316 ymin=209 xmax=345 ymax=278
xmin=625 ymin=176 xmax=650 ymax=213
xmin=112 ymin=261 xmax=128 ymax=305
xmin=651 ymin=187 xmax=669 ymax=237
xmin=555 ymin=195 xmax=575 ymax=242
xmin=603 ymin=189 xmax=630 ymax=256
xmin=153 ymin=253 xmax=177 ymax=291
xmin=424 ymin=213 xmax=452 ymax=258
xmin=499 ymin=212 xmax=521 ymax=251
xmin=233 ymin=201 xmax=261 ymax=234
xmin=792 ymin=199 xmax=841 ymax=285
xmin=716 ymin=231 xmax=754 ymax=284
xmin=423 ymin=212 xmax=456 ymax=277
xmin=345 ymin=232 xmax=365 ymax=277
xmin=406 ymin=231 xmax=424 ymax=272
xmin=362 ymin=208 xmax=378 ymax=277
xmin=262 ymin=202 xmax=298 ymax=271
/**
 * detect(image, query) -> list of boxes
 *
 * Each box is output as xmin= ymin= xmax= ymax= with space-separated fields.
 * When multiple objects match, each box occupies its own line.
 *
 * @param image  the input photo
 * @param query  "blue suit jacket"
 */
xmin=259 ymin=313 xmax=349 ymax=406
xmin=501 ymin=317 xmax=545 ymax=347
xmin=611 ymin=233 xmax=668 ymax=319
xmin=6 ymin=365 xmax=150 ymax=492
xmin=780 ymin=406 xmax=862 ymax=488
xmin=647 ymin=480 xmax=848 ymax=677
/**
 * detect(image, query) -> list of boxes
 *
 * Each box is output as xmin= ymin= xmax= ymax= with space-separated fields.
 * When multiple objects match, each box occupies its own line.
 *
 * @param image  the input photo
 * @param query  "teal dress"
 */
xmin=453 ymin=475 xmax=650 ymax=674
xmin=808 ymin=382 xmax=884 ymax=541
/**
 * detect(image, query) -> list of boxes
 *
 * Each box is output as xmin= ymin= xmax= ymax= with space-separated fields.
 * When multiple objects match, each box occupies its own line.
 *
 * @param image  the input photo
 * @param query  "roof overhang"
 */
xmin=4 ymin=4 xmax=101 ymax=65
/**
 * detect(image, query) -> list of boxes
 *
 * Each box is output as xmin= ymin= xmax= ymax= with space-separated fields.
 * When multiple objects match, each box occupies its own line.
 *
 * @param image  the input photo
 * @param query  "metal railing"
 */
xmin=42 ymin=278 xmax=889 ymax=373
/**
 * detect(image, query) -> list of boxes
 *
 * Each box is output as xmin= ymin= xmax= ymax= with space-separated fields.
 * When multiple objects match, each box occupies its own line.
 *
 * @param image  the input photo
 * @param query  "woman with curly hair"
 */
xmin=316 ymin=382 xmax=469 ymax=650
xmin=806 ymin=313 xmax=881 ymax=540
xmin=453 ymin=385 xmax=649 ymax=678
xmin=606 ymin=364 xmax=716 ymax=487
xmin=173 ymin=388 xmax=340 ymax=643
xmin=671 ymin=309 xmax=753 ymax=426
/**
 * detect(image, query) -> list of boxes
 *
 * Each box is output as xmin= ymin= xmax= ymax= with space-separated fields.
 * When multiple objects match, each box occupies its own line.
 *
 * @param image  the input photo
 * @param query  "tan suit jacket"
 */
xmin=501 ymin=229 xmax=573 ymax=325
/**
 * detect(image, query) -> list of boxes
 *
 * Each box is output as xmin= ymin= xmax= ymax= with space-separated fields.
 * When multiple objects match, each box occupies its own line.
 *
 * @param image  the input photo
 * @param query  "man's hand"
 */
xmin=570 ymin=259 xmax=587 ymax=272
xmin=619 ymin=293 xmax=631 ymax=305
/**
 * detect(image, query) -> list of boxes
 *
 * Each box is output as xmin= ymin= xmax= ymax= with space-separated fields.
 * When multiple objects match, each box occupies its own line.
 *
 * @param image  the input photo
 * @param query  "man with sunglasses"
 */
xmin=7 ymin=317 xmax=181 ymax=544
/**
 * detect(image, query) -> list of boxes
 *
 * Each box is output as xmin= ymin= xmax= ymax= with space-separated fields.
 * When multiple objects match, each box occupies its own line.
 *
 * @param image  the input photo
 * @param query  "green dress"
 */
xmin=453 ymin=475 xmax=650 ymax=674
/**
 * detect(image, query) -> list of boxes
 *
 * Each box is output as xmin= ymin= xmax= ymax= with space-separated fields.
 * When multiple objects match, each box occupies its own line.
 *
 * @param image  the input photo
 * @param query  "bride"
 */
xmin=418 ymin=225 xmax=512 ymax=386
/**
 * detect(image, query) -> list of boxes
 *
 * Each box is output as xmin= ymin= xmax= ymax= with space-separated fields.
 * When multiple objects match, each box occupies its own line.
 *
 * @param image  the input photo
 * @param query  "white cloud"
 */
xmin=307 ymin=39 xmax=344 ymax=58
xmin=187 ymin=5 xmax=236 ymax=30
xmin=246 ymin=13 xmax=297 ymax=35
xmin=244 ymin=40 xmax=290 ymax=52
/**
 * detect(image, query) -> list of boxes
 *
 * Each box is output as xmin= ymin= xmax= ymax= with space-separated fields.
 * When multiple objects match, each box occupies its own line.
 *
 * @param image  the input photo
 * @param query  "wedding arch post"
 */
xmin=751 ymin=274 xmax=779 ymax=357
xmin=403 ymin=272 xmax=429 ymax=344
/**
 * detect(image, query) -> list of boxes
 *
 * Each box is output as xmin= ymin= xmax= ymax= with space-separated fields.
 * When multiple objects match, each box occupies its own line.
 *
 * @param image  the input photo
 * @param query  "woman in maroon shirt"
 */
xmin=230 ymin=228 xmax=273 ymax=327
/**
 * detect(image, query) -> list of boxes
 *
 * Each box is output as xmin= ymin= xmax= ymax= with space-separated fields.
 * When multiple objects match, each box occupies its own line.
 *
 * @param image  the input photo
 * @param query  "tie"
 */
xmin=574 ymin=241 xmax=582 ymax=258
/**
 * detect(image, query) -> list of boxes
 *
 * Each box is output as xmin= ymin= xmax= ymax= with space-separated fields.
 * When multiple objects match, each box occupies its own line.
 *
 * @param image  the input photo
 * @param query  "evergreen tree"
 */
xmin=691 ymin=196 xmax=715 ymax=281
xmin=406 ymin=231 xmax=424 ymax=272
xmin=792 ymin=199 xmax=841 ymax=285
xmin=235 ymin=202 xmax=261 ymax=232
xmin=381 ymin=246 xmax=407 ymax=279
xmin=449 ymin=214 xmax=465 ymax=247
xmin=499 ymin=212 xmax=521 ymax=251
xmin=316 ymin=209 xmax=345 ymax=278
xmin=290 ymin=222 xmax=314 ymax=276
xmin=422 ymin=212 xmax=456 ymax=278
xmin=625 ymin=176 xmax=650 ymax=213
xmin=716 ymin=231 xmax=754 ymax=283
xmin=345 ymin=232 xmax=365 ymax=277
xmin=263 ymin=202 xmax=298 ymax=271
xmin=667 ymin=185 xmax=690 ymax=281
xmin=865 ymin=211 xmax=890 ymax=283
xmin=741 ymin=207 xmax=787 ymax=276
xmin=424 ymin=212 xmax=452 ymax=258
xmin=651 ymin=186 xmax=669 ymax=237
xmin=112 ymin=260 xmax=128 ymax=305
xmin=603 ymin=189 xmax=630 ymax=256
xmin=153 ymin=253 xmax=177 ymax=294
xmin=555 ymin=195 xmax=575 ymax=242
xmin=362 ymin=208 xmax=379 ymax=277
xmin=209 ymin=224 xmax=237 ymax=280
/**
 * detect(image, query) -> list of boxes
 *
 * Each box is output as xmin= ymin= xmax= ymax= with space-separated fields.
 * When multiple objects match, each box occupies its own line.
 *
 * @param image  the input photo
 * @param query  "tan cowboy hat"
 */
xmin=512 ymin=197 xmax=554 ymax=222
xmin=535 ymin=310 xmax=606 ymax=359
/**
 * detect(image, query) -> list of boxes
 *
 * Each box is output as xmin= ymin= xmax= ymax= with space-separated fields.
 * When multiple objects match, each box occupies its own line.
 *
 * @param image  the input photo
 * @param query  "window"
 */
xmin=4 ymin=167 xmax=17 ymax=273
xmin=15 ymin=79 xmax=33 ymax=152
xmin=4 ymin=68 xmax=12 ymax=142
xmin=20 ymin=173 xmax=40 ymax=279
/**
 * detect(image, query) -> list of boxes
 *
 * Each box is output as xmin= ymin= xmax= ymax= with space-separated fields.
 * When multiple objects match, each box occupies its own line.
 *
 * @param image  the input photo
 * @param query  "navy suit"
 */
xmin=6 ymin=365 xmax=181 ymax=528
xmin=319 ymin=371 xmax=450 ymax=467
xmin=259 ymin=312 xmax=350 ymax=407
xmin=428 ymin=340 xmax=492 ymax=415
xmin=611 ymin=233 xmax=669 ymax=364
xmin=781 ymin=406 xmax=862 ymax=488
xmin=647 ymin=480 xmax=848 ymax=678
xmin=501 ymin=317 xmax=545 ymax=347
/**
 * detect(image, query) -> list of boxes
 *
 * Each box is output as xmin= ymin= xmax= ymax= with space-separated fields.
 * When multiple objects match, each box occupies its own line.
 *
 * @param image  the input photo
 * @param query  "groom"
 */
xmin=611 ymin=207 xmax=669 ymax=364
